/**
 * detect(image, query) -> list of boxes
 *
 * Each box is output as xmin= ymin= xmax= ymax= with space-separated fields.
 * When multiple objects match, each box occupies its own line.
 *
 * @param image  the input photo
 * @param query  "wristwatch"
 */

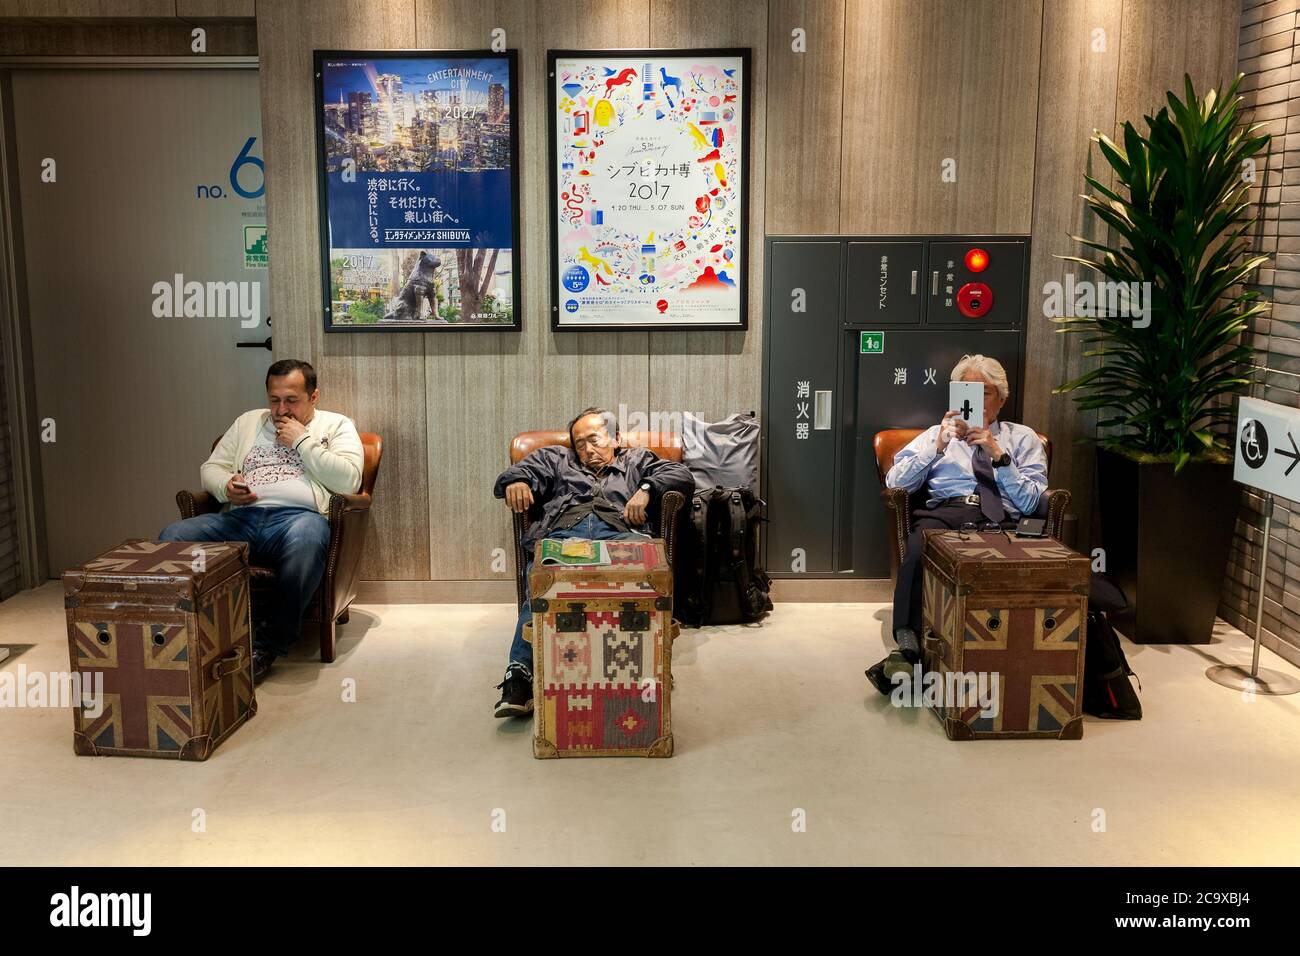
xmin=639 ymin=482 xmax=652 ymax=493
xmin=992 ymin=452 xmax=1012 ymax=468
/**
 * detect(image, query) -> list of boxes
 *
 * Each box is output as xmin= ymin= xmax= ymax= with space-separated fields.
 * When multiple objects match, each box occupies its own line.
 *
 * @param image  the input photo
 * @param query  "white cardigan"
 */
xmin=201 ymin=408 xmax=363 ymax=515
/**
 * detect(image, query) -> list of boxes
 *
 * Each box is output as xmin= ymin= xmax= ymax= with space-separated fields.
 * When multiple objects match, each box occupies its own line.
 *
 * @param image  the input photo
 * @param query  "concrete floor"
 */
xmin=3 ymin=582 xmax=1299 ymax=866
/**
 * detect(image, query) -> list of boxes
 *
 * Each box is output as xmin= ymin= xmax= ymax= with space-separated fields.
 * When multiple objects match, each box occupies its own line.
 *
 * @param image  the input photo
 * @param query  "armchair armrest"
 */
xmin=1040 ymin=488 xmax=1070 ymax=540
xmin=657 ymin=489 xmax=687 ymax=566
xmin=321 ymin=491 xmax=373 ymax=627
xmin=880 ymin=486 xmax=911 ymax=572
xmin=176 ymin=489 xmax=221 ymax=520
xmin=880 ymin=485 xmax=910 ymax=514
xmin=328 ymin=491 xmax=373 ymax=518
xmin=513 ymin=510 xmax=531 ymax=610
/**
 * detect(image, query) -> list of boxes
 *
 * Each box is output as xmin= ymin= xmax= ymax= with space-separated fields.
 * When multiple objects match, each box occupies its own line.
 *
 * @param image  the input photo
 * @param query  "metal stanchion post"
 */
xmin=1208 ymin=492 xmax=1300 ymax=695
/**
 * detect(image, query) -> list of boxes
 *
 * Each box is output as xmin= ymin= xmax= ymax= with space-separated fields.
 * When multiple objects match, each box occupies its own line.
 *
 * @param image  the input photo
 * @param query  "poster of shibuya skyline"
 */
xmin=314 ymin=50 xmax=521 ymax=332
xmin=548 ymin=49 xmax=750 ymax=331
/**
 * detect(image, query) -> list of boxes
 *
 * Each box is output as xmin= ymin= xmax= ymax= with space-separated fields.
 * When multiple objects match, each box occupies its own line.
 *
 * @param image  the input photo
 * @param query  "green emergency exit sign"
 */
xmin=860 ymin=331 xmax=884 ymax=354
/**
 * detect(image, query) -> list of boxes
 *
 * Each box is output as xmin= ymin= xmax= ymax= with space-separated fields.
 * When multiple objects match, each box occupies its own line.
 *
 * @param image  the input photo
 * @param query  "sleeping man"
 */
xmin=490 ymin=407 xmax=694 ymax=719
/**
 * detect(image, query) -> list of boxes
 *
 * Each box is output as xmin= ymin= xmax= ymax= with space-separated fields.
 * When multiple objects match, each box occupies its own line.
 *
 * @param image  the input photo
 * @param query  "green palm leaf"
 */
xmin=1056 ymin=74 xmax=1268 ymax=472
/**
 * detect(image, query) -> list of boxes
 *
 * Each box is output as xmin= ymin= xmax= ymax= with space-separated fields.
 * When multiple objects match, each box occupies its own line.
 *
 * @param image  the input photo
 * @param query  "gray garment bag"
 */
xmin=680 ymin=411 xmax=760 ymax=491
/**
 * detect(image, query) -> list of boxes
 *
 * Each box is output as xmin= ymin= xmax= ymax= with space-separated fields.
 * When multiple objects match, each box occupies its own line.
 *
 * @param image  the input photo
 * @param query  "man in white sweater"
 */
xmin=160 ymin=360 xmax=363 ymax=683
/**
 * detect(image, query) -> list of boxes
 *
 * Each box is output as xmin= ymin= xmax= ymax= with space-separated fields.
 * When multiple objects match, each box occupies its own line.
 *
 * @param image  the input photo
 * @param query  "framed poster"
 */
xmin=314 ymin=50 xmax=522 ymax=332
xmin=548 ymin=48 xmax=750 ymax=331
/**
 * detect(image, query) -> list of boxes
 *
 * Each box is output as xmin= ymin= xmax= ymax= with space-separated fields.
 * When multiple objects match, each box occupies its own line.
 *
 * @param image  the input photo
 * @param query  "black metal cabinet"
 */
xmin=763 ymin=235 xmax=1029 ymax=579
xmin=762 ymin=241 xmax=843 ymax=574
xmin=841 ymin=328 xmax=1025 ymax=577
xmin=845 ymin=241 xmax=924 ymax=325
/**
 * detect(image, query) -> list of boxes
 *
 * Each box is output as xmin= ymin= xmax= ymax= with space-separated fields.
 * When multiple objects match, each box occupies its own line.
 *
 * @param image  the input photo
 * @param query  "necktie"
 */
xmin=972 ymin=446 xmax=1006 ymax=524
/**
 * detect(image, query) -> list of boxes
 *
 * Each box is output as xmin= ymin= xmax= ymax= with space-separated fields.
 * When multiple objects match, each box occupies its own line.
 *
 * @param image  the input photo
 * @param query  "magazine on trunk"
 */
xmin=538 ymin=538 xmax=612 ymax=566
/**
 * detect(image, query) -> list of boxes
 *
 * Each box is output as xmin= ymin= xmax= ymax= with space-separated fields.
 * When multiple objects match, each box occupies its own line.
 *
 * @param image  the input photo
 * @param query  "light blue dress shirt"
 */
xmin=884 ymin=420 xmax=1048 ymax=518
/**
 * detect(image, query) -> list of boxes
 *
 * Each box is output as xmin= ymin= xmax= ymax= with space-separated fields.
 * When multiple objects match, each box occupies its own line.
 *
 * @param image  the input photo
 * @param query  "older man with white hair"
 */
xmin=866 ymin=354 xmax=1048 ymax=696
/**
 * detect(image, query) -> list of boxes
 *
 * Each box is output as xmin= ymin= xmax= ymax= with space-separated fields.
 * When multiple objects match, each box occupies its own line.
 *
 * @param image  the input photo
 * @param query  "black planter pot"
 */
xmin=1096 ymin=448 xmax=1237 ymax=644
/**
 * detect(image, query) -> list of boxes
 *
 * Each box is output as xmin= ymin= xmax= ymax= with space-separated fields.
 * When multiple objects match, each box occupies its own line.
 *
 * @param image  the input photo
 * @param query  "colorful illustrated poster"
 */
xmin=314 ymin=50 xmax=521 ymax=332
xmin=549 ymin=49 xmax=749 ymax=330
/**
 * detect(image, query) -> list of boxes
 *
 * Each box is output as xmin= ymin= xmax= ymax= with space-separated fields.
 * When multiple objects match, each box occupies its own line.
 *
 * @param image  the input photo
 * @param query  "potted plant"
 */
xmin=1053 ymin=74 xmax=1270 ymax=643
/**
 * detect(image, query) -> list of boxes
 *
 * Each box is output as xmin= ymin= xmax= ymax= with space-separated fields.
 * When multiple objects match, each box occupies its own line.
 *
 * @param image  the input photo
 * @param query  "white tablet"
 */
xmin=949 ymin=381 xmax=984 ymax=429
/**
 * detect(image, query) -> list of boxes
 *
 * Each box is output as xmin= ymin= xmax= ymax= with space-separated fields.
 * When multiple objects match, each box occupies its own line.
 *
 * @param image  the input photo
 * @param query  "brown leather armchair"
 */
xmin=873 ymin=428 xmax=1070 ymax=586
xmin=507 ymin=430 xmax=688 ymax=609
xmin=175 ymin=432 xmax=383 ymax=663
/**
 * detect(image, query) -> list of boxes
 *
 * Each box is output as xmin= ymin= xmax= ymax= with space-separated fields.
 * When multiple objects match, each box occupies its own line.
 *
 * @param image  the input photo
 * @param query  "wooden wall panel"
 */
xmin=765 ymin=0 xmax=843 ymax=234
xmin=415 ymin=0 xmax=524 ymax=582
xmin=0 ymin=23 xmax=256 ymax=53
xmin=416 ymin=0 xmax=651 ymax=580
xmin=0 ymin=241 xmax=21 ymax=598
xmin=0 ymin=0 xmax=255 ymax=22
xmin=257 ymin=0 xmax=433 ymax=581
xmin=0 ymin=0 xmax=174 ymax=17
xmin=647 ymin=0 xmax=767 ymax=422
xmin=1023 ymin=0 xmax=1123 ymax=551
xmin=177 ymin=0 xmax=254 ymax=18
xmin=1116 ymin=0 xmax=1241 ymax=132
xmin=839 ymin=0 xmax=1043 ymax=235
xmin=526 ymin=0 xmax=651 ymax=567
xmin=534 ymin=0 xmax=652 ymax=429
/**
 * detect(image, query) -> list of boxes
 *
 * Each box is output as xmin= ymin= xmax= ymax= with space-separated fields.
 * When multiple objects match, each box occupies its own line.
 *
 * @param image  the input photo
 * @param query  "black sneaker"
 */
xmin=251 ymin=646 xmax=278 ymax=685
xmin=494 ymin=663 xmax=534 ymax=718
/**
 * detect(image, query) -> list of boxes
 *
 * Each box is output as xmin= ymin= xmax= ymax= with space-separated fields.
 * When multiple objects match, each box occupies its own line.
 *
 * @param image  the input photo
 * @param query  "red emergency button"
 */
xmin=964 ymin=248 xmax=989 ymax=272
xmin=957 ymin=281 xmax=992 ymax=318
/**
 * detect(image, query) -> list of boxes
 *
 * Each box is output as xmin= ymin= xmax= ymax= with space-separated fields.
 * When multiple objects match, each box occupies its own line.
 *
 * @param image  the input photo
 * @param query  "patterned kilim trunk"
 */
xmin=530 ymin=538 xmax=674 ymax=758
xmin=921 ymin=530 xmax=1090 ymax=740
xmin=63 ymin=539 xmax=257 ymax=760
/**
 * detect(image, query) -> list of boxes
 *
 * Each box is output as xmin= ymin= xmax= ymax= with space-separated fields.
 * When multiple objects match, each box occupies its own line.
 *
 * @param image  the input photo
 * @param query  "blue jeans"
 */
xmin=160 ymin=506 xmax=331 ymax=656
xmin=508 ymin=514 xmax=646 ymax=672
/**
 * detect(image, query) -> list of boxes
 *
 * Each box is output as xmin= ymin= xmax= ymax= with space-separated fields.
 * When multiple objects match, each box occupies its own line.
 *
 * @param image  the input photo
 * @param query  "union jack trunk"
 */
xmin=529 ymin=538 xmax=674 ymax=758
xmin=62 ymin=539 xmax=256 ymax=760
xmin=921 ymin=530 xmax=1090 ymax=740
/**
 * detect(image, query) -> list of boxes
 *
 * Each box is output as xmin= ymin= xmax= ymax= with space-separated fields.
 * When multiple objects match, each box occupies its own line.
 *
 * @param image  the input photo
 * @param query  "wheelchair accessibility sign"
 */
xmin=1236 ymin=397 xmax=1300 ymax=496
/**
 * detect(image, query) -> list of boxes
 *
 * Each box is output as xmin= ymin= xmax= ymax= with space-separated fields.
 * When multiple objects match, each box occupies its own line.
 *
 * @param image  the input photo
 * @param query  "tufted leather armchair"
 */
xmin=175 ymin=432 xmax=383 ymax=663
xmin=507 ymin=430 xmax=688 ymax=609
xmin=873 ymin=428 xmax=1070 ymax=587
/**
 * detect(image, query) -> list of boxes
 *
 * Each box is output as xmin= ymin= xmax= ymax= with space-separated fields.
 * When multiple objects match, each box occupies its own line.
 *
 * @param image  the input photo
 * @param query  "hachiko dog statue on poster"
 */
xmin=383 ymin=251 xmax=442 ymax=322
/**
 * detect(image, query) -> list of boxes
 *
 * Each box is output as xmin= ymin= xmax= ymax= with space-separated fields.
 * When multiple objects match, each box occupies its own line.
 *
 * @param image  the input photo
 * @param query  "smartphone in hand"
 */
xmin=949 ymin=381 xmax=984 ymax=429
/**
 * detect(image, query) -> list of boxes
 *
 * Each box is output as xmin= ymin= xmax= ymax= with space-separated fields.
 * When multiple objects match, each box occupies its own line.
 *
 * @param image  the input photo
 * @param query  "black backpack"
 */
xmin=676 ymin=486 xmax=773 ymax=627
xmin=1083 ymin=574 xmax=1142 ymax=720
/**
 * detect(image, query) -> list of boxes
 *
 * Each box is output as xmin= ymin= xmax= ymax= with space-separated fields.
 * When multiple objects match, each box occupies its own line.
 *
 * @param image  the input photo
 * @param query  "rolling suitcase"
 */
xmin=921 ymin=529 xmax=1090 ymax=740
xmin=529 ymin=538 xmax=674 ymax=758
xmin=63 ymin=539 xmax=257 ymax=760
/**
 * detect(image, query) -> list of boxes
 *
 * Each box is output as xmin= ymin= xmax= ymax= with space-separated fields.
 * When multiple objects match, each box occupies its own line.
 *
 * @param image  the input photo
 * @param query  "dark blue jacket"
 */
xmin=494 ymin=445 xmax=694 ymax=546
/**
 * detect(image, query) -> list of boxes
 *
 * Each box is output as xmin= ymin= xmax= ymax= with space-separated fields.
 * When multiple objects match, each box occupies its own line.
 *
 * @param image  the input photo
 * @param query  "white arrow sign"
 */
xmin=1235 ymin=397 xmax=1300 ymax=497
